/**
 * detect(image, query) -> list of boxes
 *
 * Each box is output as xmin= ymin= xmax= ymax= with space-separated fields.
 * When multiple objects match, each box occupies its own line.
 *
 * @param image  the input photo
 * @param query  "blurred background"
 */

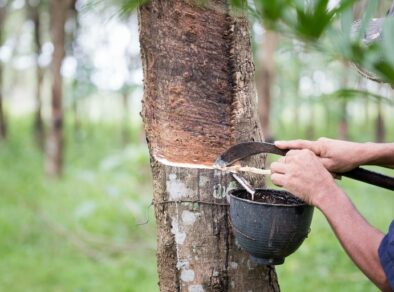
xmin=0 ymin=0 xmax=393 ymax=291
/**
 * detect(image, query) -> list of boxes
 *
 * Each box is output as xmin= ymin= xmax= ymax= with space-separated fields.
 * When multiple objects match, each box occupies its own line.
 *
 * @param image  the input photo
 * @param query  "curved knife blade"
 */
xmin=214 ymin=142 xmax=287 ymax=167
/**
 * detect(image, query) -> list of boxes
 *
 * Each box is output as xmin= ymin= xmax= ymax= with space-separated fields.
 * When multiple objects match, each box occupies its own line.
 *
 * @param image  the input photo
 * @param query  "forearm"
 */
xmin=317 ymin=188 xmax=390 ymax=291
xmin=359 ymin=143 xmax=394 ymax=168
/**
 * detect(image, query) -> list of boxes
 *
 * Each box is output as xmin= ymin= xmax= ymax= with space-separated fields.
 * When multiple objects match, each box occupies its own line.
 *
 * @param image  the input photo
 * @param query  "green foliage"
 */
xmin=320 ymin=88 xmax=394 ymax=104
xmin=81 ymin=0 xmax=148 ymax=18
xmin=240 ymin=0 xmax=355 ymax=39
xmin=241 ymin=0 xmax=394 ymax=85
xmin=119 ymin=0 xmax=149 ymax=16
xmin=293 ymin=0 xmax=354 ymax=40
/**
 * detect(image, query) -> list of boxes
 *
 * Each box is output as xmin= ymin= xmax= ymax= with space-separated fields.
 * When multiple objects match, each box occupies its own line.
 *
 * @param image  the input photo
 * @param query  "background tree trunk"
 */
xmin=28 ymin=1 xmax=45 ymax=149
xmin=68 ymin=0 xmax=81 ymax=139
xmin=375 ymin=101 xmax=385 ymax=143
xmin=338 ymin=99 xmax=349 ymax=140
xmin=71 ymin=80 xmax=82 ymax=139
xmin=45 ymin=0 xmax=72 ymax=177
xmin=306 ymin=100 xmax=315 ymax=139
xmin=0 ymin=4 xmax=8 ymax=141
xmin=121 ymin=90 xmax=130 ymax=145
xmin=257 ymin=30 xmax=277 ymax=142
xmin=138 ymin=1 xmax=279 ymax=291
xmin=338 ymin=65 xmax=349 ymax=140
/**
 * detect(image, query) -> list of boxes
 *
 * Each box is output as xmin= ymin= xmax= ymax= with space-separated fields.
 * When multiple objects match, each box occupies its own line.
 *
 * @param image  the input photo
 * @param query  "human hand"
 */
xmin=271 ymin=149 xmax=340 ymax=207
xmin=275 ymin=138 xmax=366 ymax=173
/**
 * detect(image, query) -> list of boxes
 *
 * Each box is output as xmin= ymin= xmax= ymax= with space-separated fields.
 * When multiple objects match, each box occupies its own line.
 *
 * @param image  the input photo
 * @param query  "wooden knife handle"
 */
xmin=341 ymin=167 xmax=394 ymax=191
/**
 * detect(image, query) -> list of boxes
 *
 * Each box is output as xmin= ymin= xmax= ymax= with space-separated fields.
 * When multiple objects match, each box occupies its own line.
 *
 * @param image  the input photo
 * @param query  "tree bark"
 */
xmin=0 ymin=5 xmax=8 ymax=141
xmin=71 ymin=80 xmax=82 ymax=139
xmin=257 ymin=30 xmax=277 ymax=142
xmin=45 ymin=0 xmax=72 ymax=177
xmin=138 ymin=1 xmax=279 ymax=291
xmin=375 ymin=101 xmax=385 ymax=143
xmin=306 ymin=101 xmax=315 ymax=140
xmin=68 ymin=0 xmax=81 ymax=139
xmin=122 ymin=91 xmax=130 ymax=145
xmin=28 ymin=1 xmax=45 ymax=149
xmin=338 ymin=65 xmax=349 ymax=140
xmin=338 ymin=99 xmax=349 ymax=140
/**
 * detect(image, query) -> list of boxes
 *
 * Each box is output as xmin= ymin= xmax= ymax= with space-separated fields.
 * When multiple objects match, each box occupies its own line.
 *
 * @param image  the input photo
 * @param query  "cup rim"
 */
xmin=228 ymin=188 xmax=309 ymax=207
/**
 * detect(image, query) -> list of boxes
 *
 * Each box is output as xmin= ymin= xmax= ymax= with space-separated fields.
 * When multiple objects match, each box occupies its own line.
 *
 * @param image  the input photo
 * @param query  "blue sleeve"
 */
xmin=379 ymin=220 xmax=394 ymax=290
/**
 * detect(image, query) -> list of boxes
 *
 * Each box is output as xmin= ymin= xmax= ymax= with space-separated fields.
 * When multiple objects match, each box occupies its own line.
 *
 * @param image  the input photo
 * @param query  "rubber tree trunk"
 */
xmin=356 ymin=77 xmax=370 ymax=130
xmin=45 ymin=0 xmax=71 ymax=177
xmin=28 ymin=2 xmax=45 ymax=150
xmin=122 ymin=91 xmax=130 ymax=145
xmin=68 ymin=1 xmax=81 ymax=139
xmin=306 ymin=101 xmax=315 ymax=140
xmin=291 ymin=58 xmax=301 ymax=136
xmin=338 ymin=65 xmax=349 ymax=140
xmin=338 ymin=99 xmax=349 ymax=140
xmin=0 ymin=5 xmax=8 ymax=141
xmin=375 ymin=101 xmax=385 ymax=143
xmin=257 ymin=30 xmax=277 ymax=143
xmin=138 ymin=1 xmax=279 ymax=291
xmin=71 ymin=80 xmax=81 ymax=139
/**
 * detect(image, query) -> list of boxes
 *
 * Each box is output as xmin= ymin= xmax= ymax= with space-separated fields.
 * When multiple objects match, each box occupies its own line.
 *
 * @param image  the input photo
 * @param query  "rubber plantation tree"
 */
xmin=0 ymin=1 xmax=9 ymax=142
xmin=27 ymin=0 xmax=46 ymax=149
xmin=65 ymin=0 xmax=82 ymax=138
xmin=257 ymin=30 xmax=277 ymax=142
xmin=375 ymin=98 xmax=386 ymax=143
xmin=138 ymin=0 xmax=279 ymax=291
xmin=120 ymin=84 xmax=131 ymax=145
xmin=45 ymin=0 xmax=74 ymax=177
xmin=338 ymin=65 xmax=349 ymax=140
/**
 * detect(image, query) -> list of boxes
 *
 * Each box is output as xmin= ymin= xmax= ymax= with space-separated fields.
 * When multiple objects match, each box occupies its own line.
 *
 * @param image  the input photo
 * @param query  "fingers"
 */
xmin=275 ymin=139 xmax=321 ymax=155
xmin=286 ymin=149 xmax=314 ymax=159
xmin=274 ymin=139 xmax=312 ymax=149
xmin=286 ymin=149 xmax=300 ymax=157
xmin=320 ymin=157 xmax=335 ymax=171
xmin=271 ymin=173 xmax=285 ymax=187
xmin=271 ymin=161 xmax=286 ymax=174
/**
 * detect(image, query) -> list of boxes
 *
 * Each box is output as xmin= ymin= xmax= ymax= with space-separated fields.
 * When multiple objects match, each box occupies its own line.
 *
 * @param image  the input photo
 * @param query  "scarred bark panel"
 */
xmin=140 ymin=1 xmax=235 ymax=165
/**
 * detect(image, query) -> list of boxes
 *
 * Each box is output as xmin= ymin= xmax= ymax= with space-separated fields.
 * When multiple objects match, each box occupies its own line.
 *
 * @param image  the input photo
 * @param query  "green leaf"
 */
xmin=121 ymin=0 xmax=149 ymax=14
xmin=383 ymin=17 xmax=394 ymax=66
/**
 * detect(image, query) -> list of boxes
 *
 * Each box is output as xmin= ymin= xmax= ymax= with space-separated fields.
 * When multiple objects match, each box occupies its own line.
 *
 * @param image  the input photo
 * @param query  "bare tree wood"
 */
xmin=138 ymin=1 xmax=279 ymax=291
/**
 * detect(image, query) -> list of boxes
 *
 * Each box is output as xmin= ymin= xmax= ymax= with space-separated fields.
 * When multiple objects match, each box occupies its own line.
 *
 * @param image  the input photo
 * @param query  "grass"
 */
xmin=0 ymin=116 xmax=393 ymax=291
xmin=0 ymin=117 xmax=158 ymax=292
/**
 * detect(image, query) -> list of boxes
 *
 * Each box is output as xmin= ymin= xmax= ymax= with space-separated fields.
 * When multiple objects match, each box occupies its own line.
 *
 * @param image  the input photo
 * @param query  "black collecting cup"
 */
xmin=228 ymin=188 xmax=314 ymax=265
